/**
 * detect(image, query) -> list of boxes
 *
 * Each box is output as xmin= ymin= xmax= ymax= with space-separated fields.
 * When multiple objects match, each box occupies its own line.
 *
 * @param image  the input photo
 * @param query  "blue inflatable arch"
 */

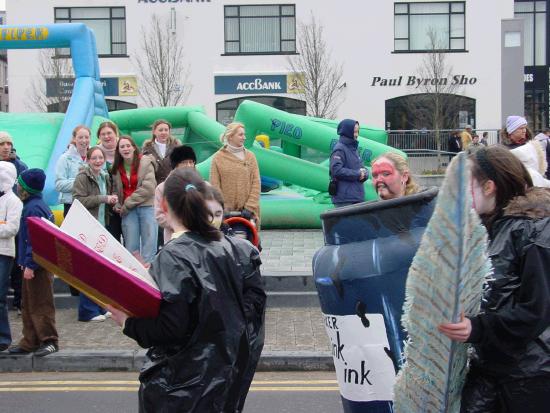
xmin=0 ymin=24 xmax=109 ymax=204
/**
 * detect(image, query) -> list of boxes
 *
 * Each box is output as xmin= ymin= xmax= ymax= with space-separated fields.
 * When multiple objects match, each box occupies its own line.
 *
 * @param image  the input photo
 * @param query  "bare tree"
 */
xmin=133 ymin=14 xmax=192 ymax=107
xmin=287 ymin=13 xmax=344 ymax=119
xmin=26 ymin=49 xmax=73 ymax=113
xmin=405 ymin=29 xmax=466 ymax=166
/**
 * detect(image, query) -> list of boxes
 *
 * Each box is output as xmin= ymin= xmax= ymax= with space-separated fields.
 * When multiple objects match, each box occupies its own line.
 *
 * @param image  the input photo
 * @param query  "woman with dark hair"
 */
xmin=439 ymin=145 xmax=550 ymax=412
xmin=142 ymin=119 xmax=181 ymax=185
xmin=111 ymin=136 xmax=157 ymax=263
xmin=107 ymin=169 xmax=263 ymax=413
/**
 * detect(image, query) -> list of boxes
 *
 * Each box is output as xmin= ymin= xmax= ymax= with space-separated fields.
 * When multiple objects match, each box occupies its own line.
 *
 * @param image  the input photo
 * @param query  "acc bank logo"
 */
xmin=0 ymin=27 xmax=49 ymax=41
xmin=236 ymin=78 xmax=283 ymax=92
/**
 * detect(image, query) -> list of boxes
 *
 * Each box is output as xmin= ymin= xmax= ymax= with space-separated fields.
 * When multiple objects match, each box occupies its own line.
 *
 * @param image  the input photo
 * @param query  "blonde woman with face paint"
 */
xmin=371 ymin=152 xmax=419 ymax=200
xmin=438 ymin=146 xmax=550 ymax=412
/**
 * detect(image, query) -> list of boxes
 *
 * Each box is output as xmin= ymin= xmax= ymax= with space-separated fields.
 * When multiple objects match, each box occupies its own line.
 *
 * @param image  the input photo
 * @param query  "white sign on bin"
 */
xmin=323 ymin=313 xmax=396 ymax=402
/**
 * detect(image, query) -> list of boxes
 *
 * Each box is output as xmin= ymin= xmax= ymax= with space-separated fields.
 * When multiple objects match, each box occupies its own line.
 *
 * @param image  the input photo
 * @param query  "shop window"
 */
xmin=216 ymin=96 xmax=305 ymax=125
xmin=514 ymin=1 xmax=546 ymax=66
xmin=224 ymin=4 xmax=296 ymax=55
xmin=385 ymin=93 xmax=475 ymax=131
xmin=394 ymin=2 xmax=466 ymax=52
xmin=106 ymin=99 xmax=137 ymax=112
xmin=54 ymin=7 xmax=127 ymax=57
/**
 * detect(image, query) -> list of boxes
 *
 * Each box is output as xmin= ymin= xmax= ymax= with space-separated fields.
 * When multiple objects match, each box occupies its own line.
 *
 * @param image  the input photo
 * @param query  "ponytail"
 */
xmin=164 ymin=169 xmax=221 ymax=242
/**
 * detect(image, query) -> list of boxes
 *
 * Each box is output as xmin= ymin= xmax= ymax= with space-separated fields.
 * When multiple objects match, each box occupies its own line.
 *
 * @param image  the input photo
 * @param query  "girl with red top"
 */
xmin=111 ymin=136 xmax=157 ymax=263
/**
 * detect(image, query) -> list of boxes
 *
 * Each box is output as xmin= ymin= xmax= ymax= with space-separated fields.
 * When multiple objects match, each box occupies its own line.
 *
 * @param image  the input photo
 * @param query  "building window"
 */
xmin=514 ymin=1 xmax=546 ymax=66
xmin=394 ymin=2 xmax=466 ymax=52
xmin=54 ymin=7 xmax=127 ymax=56
xmin=224 ymin=5 xmax=296 ymax=55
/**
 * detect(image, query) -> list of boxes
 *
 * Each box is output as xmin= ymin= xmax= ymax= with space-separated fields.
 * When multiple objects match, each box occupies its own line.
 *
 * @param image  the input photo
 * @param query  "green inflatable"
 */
xmin=0 ymin=101 xmax=402 ymax=228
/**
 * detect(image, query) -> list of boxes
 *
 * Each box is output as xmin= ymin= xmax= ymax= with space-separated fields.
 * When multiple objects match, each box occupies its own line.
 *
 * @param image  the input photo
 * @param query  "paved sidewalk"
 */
xmin=7 ymin=307 xmax=329 ymax=353
xmin=259 ymin=230 xmax=325 ymax=274
xmin=1 ymin=230 xmax=332 ymax=372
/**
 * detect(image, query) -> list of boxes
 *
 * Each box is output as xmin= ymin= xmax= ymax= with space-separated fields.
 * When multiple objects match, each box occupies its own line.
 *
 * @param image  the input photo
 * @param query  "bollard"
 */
xmin=313 ymin=188 xmax=438 ymax=412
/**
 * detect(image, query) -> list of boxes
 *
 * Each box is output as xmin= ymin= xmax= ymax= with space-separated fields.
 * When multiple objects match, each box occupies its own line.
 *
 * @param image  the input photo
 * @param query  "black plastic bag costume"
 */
xmin=123 ymin=232 xmax=266 ymax=413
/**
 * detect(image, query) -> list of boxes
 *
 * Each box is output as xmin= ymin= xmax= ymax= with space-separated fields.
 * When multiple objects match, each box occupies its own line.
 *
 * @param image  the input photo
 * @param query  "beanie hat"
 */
xmin=0 ymin=161 xmax=17 ymax=193
xmin=506 ymin=116 xmax=528 ymax=134
xmin=18 ymin=168 xmax=46 ymax=195
xmin=170 ymin=145 xmax=197 ymax=169
xmin=0 ymin=131 xmax=13 ymax=145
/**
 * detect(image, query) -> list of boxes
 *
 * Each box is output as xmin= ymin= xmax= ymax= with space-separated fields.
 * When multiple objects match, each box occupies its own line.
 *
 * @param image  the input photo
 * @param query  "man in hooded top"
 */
xmin=329 ymin=119 xmax=368 ymax=207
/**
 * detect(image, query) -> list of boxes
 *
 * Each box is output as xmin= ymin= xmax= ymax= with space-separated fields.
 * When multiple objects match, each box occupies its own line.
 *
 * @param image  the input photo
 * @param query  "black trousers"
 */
xmin=461 ymin=368 xmax=550 ymax=413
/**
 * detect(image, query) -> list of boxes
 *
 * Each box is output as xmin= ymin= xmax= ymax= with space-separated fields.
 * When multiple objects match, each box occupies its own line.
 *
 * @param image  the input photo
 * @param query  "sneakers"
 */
xmin=8 ymin=346 xmax=31 ymax=355
xmin=34 ymin=342 xmax=58 ymax=357
xmin=0 ymin=343 xmax=9 ymax=352
xmin=103 ymin=311 xmax=112 ymax=319
xmin=83 ymin=314 xmax=107 ymax=322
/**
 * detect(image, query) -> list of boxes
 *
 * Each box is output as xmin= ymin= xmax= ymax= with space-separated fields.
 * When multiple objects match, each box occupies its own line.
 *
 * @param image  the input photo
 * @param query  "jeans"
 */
xmin=0 ymin=255 xmax=13 ymax=346
xmin=122 ymin=206 xmax=158 ymax=263
xmin=78 ymin=293 xmax=105 ymax=321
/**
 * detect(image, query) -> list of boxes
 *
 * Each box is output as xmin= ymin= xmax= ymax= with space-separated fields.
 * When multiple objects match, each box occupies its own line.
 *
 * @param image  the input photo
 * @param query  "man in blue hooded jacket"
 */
xmin=329 ymin=119 xmax=368 ymax=207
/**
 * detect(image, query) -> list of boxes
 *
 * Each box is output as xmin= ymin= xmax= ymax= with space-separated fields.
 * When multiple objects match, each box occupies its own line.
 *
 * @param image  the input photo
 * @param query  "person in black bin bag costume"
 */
xmin=108 ymin=169 xmax=265 ymax=413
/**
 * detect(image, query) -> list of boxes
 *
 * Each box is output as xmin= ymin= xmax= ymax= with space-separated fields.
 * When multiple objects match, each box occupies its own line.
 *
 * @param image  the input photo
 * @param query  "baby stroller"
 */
xmin=223 ymin=210 xmax=260 ymax=249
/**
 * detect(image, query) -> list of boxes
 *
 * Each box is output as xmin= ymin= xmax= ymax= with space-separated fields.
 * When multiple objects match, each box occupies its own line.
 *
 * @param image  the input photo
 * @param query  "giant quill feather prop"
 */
xmin=393 ymin=151 xmax=492 ymax=413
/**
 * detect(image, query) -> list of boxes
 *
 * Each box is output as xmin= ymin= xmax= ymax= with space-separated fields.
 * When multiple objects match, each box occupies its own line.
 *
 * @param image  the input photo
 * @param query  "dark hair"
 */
xmin=204 ymin=184 xmax=225 ymax=209
xmin=111 ymin=135 xmax=140 ymax=174
xmin=97 ymin=121 xmax=119 ymax=140
xmin=87 ymin=146 xmax=105 ymax=160
xmin=482 ymin=131 xmax=488 ymax=138
xmin=469 ymin=145 xmax=533 ymax=231
xmin=164 ymin=169 xmax=221 ymax=242
xmin=169 ymin=145 xmax=197 ymax=169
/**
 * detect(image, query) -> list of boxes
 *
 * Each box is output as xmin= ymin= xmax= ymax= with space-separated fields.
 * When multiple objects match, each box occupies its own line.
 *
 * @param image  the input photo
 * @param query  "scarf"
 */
xmin=118 ymin=157 xmax=140 ymax=201
xmin=226 ymin=143 xmax=245 ymax=161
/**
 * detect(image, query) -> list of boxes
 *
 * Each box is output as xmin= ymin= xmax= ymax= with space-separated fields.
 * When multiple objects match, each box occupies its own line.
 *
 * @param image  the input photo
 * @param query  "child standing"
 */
xmin=0 ymin=162 xmax=23 ymax=352
xmin=9 ymin=168 xmax=58 ymax=357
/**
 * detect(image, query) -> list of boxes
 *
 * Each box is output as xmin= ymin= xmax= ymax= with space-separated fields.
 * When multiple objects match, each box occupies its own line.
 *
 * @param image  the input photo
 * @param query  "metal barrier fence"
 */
xmin=387 ymin=129 xmax=500 ymax=151
xmin=387 ymin=129 xmax=501 ymax=175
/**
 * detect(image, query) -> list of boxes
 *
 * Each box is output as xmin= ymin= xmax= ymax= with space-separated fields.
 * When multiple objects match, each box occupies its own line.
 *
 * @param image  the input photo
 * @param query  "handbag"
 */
xmin=328 ymin=179 xmax=338 ymax=196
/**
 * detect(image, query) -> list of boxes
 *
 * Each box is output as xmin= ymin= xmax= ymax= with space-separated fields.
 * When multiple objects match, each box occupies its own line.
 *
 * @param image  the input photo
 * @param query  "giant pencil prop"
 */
xmin=27 ymin=208 xmax=161 ymax=318
xmin=393 ymin=151 xmax=492 ymax=412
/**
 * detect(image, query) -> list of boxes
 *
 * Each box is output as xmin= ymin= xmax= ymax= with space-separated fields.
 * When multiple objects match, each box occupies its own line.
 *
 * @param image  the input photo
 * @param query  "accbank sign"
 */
xmin=215 ymin=75 xmax=302 ymax=95
xmin=237 ymin=78 xmax=282 ymax=92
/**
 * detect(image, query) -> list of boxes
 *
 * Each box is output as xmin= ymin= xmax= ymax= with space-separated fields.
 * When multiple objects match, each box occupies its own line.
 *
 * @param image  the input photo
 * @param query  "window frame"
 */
xmin=514 ymin=0 xmax=547 ymax=66
xmin=393 ymin=1 xmax=467 ymax=53
xmin=223 ymin=4 xmax=298 ymax=56
xmin=54 ymin=6 xmax=127 ymax=57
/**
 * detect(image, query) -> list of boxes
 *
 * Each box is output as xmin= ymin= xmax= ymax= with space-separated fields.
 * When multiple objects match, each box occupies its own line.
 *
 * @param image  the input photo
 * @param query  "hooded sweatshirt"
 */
xmin=0 ymin=161 xmax=23 ymax=257
xmin=329 ymin=119 xmax=366 ymax=204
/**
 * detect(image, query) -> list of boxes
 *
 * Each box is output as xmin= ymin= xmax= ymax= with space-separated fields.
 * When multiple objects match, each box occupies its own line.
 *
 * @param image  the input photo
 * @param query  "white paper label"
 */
xmin=323 ymin=313 xmax=396 ymax=402
xmin=60 ymin=199 xmax=158 ymax=289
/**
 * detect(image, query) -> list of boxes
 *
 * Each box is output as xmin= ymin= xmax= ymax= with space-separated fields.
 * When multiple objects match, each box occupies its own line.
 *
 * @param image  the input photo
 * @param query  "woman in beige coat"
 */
xmin=111 ymin=136 xmax=157 ymax=263
xmin=209 ymin=122 xmax=261 ymax=227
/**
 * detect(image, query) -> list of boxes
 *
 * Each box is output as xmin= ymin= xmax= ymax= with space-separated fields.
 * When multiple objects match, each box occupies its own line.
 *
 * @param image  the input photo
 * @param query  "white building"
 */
xmin=6 ymin=0 xmax=515 ymax=130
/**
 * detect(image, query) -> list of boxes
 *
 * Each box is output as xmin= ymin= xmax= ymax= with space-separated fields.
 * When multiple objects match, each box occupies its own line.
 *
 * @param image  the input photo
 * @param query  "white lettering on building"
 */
xmin=236 ymin=78 xmax=282 ymax=91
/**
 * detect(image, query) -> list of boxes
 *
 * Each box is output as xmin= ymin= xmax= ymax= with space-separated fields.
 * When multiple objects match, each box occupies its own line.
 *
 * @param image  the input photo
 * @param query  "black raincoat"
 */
xmin=123 ymin=232 xmax=265 ymax=413
xmin=462 ymin=187 xmax=550 ymax=412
